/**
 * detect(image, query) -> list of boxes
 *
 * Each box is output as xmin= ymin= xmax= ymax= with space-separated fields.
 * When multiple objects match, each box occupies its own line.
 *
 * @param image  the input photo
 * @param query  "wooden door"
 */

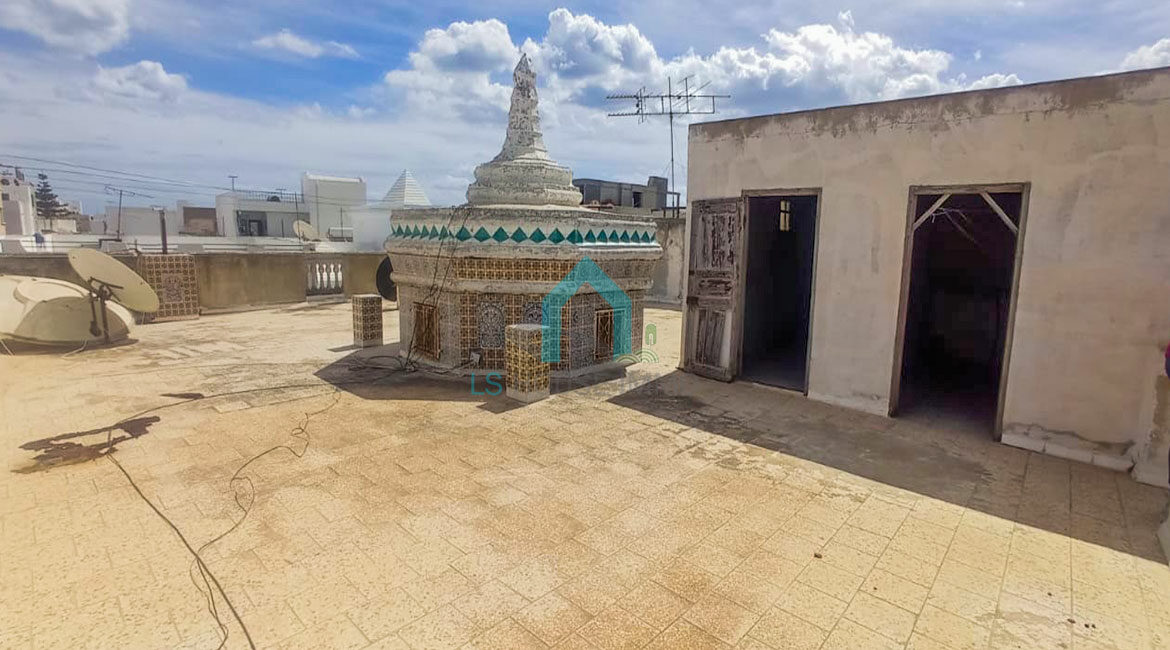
xmin=683 ymin=197 xmax=744 ymax=381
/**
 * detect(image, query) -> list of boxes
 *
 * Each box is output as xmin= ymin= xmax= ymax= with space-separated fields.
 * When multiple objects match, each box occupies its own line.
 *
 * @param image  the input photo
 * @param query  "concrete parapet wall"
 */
xmin=0 ymin=252 xmax=386 ymax=312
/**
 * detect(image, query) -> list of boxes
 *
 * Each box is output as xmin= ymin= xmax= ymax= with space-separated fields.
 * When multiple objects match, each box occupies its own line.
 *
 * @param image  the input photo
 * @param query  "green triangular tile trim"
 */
xmin=439 ymin=226 xmax=450 ymax=239
xmin=598 ymin=230 xmax=609 ymax=243
xmin=585 ymin=230 xmax=597 ymax=243
xmin=609 ymin=229 xmax=620 ymax=242
xmin=511 ymin=227 xmax=527 ymax=243
xmin=411 ymin=225 xmax=421 ymax=238
xmin=429 ymin=226 xmax=440 ymax=239
xmin=568 ymin=229 xmax=583 ymax=244
xmin=548 ymin=228 xmax=564 ymax=243
xmin=457 ymin=226 xmax=472 ymax=241
xmin=620 ymin=231 xmax=631 ymax=243
xmin=491 ymin=227 xmax=509 ymax=243
xmin=474 ymin=227 xmax=491 ymax=242
xmin=529 ymin=228 xmax=546 ymax=243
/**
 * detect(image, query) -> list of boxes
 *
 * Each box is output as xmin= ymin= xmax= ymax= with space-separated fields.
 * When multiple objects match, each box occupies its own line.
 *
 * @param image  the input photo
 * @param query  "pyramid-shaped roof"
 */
xmin=383 ymin=170 xmax=430 ymax=208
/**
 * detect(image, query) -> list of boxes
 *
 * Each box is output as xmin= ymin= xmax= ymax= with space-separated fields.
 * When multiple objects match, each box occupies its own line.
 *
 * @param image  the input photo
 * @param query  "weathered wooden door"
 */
xmin=683 ymin=197 xmax=744 ymax=381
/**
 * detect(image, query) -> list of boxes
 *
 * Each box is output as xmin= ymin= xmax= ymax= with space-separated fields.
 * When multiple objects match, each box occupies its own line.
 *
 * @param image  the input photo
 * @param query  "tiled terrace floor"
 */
xmin=1 ymin=302 xmax=1168 ymax=649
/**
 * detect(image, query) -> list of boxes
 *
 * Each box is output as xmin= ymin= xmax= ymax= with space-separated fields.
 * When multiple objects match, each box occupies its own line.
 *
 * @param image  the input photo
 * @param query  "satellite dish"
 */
xmin=0 ymin=275 xmax=134 ymax=347
xmin=375 ymin=257 xmax=396 ymax=301
xmin=293 ymin=220 xmax=321 ymax=241
xmin=67 ymin=248 xmax=159 ymax=343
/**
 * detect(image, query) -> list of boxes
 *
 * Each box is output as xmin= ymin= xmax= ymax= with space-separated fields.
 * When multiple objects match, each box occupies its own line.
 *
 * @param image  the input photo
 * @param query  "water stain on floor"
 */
xmin=13 ymin=416 xmax=161 ymax=473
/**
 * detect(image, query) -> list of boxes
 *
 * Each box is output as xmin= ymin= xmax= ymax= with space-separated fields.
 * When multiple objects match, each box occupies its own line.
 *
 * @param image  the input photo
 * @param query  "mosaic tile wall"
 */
xmin=351 ymin=294 xmax=383 ymax=348
xmin=136 ymin=254 xmax=199 ymax=323
xmin=457 ymin=288 xmax=646 ymax=373
xmin=390 ymin=255 xmax=657 ymax=285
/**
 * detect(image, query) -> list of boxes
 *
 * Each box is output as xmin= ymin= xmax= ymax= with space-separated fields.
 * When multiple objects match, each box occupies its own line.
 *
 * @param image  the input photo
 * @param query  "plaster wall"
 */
xmin=650 ymin=215 xmax=686 ymax=304
xmin=687 ymin=67 xmax=1170 ymax=485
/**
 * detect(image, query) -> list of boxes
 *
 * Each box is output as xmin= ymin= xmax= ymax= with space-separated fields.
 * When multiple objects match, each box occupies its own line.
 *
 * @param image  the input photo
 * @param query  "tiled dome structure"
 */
xmin=384 ymin=54 xmax=662 ymax=376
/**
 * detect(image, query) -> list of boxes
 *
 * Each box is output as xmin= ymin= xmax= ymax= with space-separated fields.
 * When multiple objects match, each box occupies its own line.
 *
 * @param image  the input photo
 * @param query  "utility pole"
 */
xmin=228 ymin=175 xmax=238 ymax=191
xmin=606 ymin=77 xmax=729 ymax=214
xmin=104 ymin=185 xmax=152 ymax=241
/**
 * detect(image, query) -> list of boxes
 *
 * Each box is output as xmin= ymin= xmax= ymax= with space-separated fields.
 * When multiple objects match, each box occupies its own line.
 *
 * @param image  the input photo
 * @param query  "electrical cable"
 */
xmin=93 ymin=365 xmax=403 ymax=649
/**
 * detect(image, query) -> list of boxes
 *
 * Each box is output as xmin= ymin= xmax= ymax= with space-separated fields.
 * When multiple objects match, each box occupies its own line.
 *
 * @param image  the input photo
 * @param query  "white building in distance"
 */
xmin=214 ymin=173 xmax=368 ymax=240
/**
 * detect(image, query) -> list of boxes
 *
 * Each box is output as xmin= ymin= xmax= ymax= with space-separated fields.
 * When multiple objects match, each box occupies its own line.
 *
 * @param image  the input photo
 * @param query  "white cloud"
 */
xmin=412 ymin=19 xmax=518 ymax=72
xmin=1119 ymin=38 xmax=1170 ymax=71
xmin=252 ymin=29 xmax=359 ymax=59
xmin=2 ymin=0 xmax=130 ymax=56
xmin=91 ymin=60 xmax=187 ymax=102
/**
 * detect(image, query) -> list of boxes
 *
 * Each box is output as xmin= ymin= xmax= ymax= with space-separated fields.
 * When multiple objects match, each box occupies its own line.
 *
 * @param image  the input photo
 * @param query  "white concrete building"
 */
xmin=213 ymin=173 xmax=367 ymax=240
xmin=97 ymin=205 xmax=180 ymax=237
xmin=683 ymin=66 xmax=1170 ymax=487
xmin=0 ymin=174 xmax=36 ymax=235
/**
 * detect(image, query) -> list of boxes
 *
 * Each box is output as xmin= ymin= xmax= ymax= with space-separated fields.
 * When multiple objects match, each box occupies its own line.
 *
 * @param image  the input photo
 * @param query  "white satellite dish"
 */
xmin=67 ymin=248 xmax=159 ymax=343
xmin=293 ymin=220 xmax=321 ymax=241
xmin=0 ymin=276 xmax=134 ymax=346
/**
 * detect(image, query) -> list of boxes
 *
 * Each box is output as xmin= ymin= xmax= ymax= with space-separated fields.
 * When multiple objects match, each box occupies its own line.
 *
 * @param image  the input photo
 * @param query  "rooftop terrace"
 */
xmin=1 ymin=303 xmax=1167 ymax=649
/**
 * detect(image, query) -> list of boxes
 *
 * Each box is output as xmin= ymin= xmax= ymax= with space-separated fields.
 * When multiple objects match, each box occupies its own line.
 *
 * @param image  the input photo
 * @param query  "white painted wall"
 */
xmin=688 ymin=67 xmax=1170 ymax=485
xmin=301 ymin=173 xmax=367 ymax=237
xmin=99 ymin=205 xmax=180 ymax=237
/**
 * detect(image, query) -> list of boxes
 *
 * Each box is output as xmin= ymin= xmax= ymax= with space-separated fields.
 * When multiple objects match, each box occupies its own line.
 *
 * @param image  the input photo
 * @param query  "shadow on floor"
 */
xmin=609 ymin=370 xmax=1169 ymax=564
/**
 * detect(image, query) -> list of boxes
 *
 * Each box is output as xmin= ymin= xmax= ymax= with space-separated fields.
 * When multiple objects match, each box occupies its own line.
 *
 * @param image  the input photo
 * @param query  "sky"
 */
xmin=1 ymin=0 xmax=1168 ymax=212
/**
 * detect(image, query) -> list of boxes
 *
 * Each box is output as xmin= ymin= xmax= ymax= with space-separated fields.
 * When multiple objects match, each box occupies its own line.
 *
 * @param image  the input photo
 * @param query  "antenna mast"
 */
xmin=104 ymin=184 xmax=153 ymax=241
xmin=606 ymin=77 xmax=729 ymax=212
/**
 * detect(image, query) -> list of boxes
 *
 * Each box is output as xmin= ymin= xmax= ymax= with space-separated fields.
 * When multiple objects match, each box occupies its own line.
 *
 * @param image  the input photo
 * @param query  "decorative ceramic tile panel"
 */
xmin=136 ymin=254 xmax=199 ymax=322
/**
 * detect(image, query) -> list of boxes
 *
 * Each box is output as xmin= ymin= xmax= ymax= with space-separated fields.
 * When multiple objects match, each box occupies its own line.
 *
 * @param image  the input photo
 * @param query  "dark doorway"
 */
xmin=896 ymin=191 xmax=1023 ymax=434
xmin=741 ymin=195 xmax=818 ymax=391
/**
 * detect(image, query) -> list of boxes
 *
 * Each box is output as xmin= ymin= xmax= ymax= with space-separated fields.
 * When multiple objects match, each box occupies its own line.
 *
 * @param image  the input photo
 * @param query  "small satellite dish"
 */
xmin=293 ymin=220 xmax=321 ymax=241
xmin=67 ymin=248 xmax=159 ymax=343
xmin=375 ymin=257 xmax=396 ymax=301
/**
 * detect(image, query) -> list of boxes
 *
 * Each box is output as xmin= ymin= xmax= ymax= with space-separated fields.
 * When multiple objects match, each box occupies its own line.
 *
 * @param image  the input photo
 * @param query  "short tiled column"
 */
xmin=505 ymin=324 xmax=549 ymax=403
xmin=352 ymin=294 xmax=383 ymax=348
xmin=136 ymin=253 xmax=199 ymax=323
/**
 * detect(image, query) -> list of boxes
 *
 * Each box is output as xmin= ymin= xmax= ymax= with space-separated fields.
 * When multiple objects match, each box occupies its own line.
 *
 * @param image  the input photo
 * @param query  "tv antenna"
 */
xmin=104 ymin=185 xmax=153 ymax=241
xmin=606 ymin=77 xmax=729 ymax=206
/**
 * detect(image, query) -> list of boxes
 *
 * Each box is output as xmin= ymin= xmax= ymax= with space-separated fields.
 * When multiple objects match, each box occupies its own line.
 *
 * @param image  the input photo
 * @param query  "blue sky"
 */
xmin=1 ymin=0 xmax=1168 ymax=211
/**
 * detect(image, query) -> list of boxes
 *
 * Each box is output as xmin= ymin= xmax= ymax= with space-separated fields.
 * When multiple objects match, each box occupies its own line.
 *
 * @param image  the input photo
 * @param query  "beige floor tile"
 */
xmin=465 ymin=617 xmax=546 ymax=650
xmin=822 ymin=618 xmax=904 ymax=650
xmin=818 ymin=539 xmax=880 ymax=577
xmin=847 ymin=498 xmax=911 ymax=538
xmin=397 ymin=604 xmax=477 ymax=650
xmin=916 ymin=604 xmax=991 ymax=650
xmin=618 ymin=580 xmax=689 ymax=630
xmin=713 ymin=567 xmax=787 ymax=613
xmin=514 ymin=592 xmax=591 ymax=645
xmin=453 ymin=580 xmax=530 ymax=630
xmin=833 ymin=524 xmax=892 ymax=556
xmin=346 ymin=588 xmax=427 ymax=642
xmin=798 ymin=558 xmax=865 ymax=601
xmin=499 ymin=557 xmax=565 ymax=600
xmin=846 ymin=591 xmax=918 ymax=643
xmin=682 ymin=592 xmax=761 ymax=645
xmin=577 ymin=605 xmax=659 ymax=650
xmin=747 ymin=606 xmax=827 ymax=650
xmin=862 ymin=568 xmax=930 ymax=613
xmin=775 ymin=581 xmax=848 ymax=631
xmin=644 ymin=619 xmax=730 ymax=650
xmin=652 ymin=559 xmax=721 ymax=602
xmin=878 ymin=548 xmax=941 ymax=587
xmin=925 ymin=580 xmax=996 ymax=627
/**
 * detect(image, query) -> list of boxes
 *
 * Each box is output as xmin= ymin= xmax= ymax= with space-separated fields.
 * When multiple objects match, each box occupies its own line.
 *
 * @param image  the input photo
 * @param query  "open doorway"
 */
xmin=741 ymin=194 xmax=818 ymax=391
xmin=894 ymin=189 xmax=1025 ymax=435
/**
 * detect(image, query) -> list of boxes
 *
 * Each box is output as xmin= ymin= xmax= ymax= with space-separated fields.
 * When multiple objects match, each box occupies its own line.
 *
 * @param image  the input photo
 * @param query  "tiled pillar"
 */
xmin=505 ymin=324 xmax=549 ymax=403
xmin=352 ymin=294 xmax=383 ymax=348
